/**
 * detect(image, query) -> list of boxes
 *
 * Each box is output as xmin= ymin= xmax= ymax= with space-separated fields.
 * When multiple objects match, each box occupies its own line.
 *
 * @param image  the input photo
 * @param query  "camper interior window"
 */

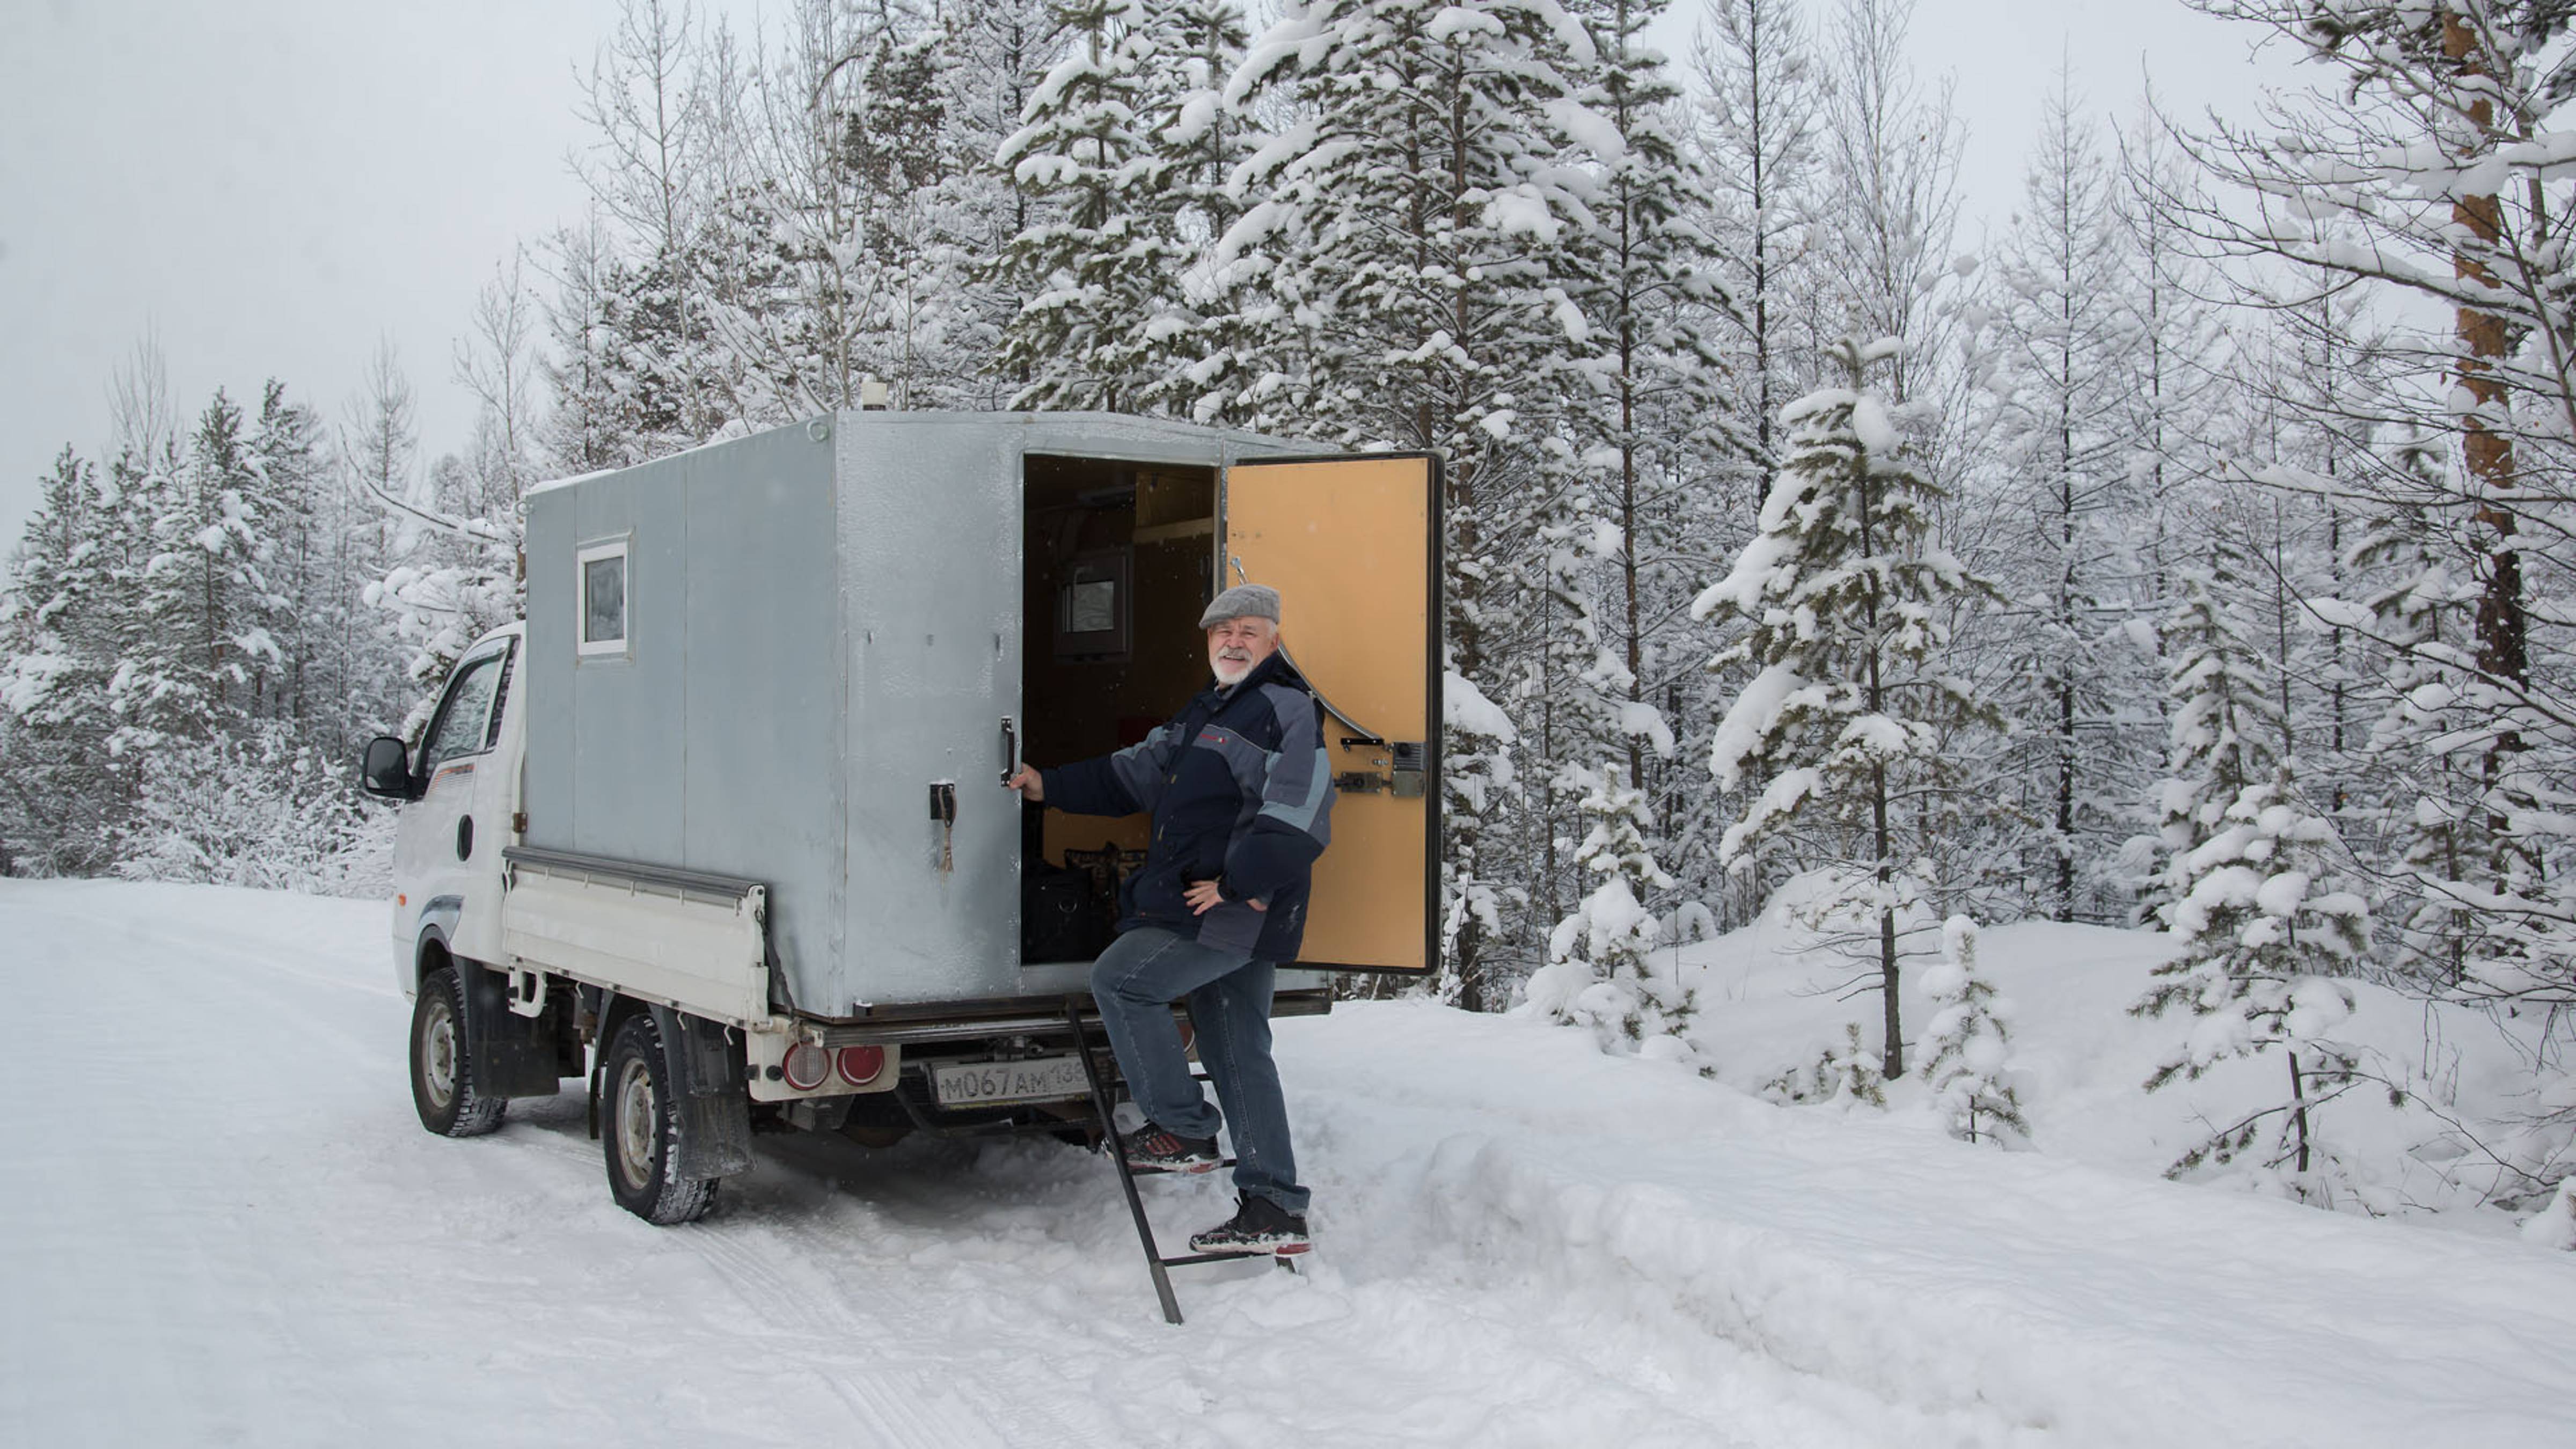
xmin=577 ymin=538 xmax=630 ymax=657
xmin=1055 ymin=548 xmax=1131 ymax=661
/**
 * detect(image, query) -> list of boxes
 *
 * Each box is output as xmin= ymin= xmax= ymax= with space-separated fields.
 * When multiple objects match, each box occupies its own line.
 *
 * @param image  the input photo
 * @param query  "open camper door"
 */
xmin=1220 ymin=453 xmax=1441 ymax=974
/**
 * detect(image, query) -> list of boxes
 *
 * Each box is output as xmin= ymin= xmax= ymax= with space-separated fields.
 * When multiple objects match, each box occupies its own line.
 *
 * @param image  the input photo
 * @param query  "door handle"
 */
xmin=999 ymin=715 xmax=1018 ymax=785
xmin=456 ymin=815 xmax=475 ymax=861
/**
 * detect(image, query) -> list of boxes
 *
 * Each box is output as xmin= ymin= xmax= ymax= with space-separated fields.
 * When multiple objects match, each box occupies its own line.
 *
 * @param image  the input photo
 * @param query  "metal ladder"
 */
xmin=1062 ymin=999 xmax=1298 ymax=1325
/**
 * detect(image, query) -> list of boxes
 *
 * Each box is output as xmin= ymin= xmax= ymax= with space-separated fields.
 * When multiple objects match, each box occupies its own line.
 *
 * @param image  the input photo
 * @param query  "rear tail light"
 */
xmin=781 ymin=1041 xmax=831 ymax=1092
xmin=836 ymin=1045 xmax=887 ymax=1087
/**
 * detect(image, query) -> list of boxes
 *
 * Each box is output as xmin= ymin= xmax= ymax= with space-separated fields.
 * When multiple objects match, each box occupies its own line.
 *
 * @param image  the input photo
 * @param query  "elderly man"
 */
xmin=1004 ymin=583 xmax=1330 ymax=1255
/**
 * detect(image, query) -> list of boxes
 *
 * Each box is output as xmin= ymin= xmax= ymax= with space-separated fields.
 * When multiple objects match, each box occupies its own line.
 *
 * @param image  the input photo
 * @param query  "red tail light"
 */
xmin=836 ymin=1045 xmax=887 ymax=1086
xmin=782 ymin=1041 xmax=831 ymax=1092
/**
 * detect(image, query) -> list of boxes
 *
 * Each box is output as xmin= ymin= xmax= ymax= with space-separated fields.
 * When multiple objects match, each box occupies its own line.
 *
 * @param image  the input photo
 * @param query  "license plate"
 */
xmin=930 ymin=1055 xmax=1091 ymax=1107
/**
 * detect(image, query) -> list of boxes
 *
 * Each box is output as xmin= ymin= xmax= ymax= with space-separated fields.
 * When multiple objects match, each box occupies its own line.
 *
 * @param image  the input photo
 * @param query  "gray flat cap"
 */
xmin=1199 ymin=583 xmax=1282 ymax=628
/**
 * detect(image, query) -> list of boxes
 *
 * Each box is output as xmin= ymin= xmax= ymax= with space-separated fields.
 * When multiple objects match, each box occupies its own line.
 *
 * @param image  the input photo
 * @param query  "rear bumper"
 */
xmin=797 ymin=987 xmax=1331 ymax=1046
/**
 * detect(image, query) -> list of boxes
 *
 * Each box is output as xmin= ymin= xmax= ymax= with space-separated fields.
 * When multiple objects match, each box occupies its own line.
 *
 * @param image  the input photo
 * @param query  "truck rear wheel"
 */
xmin=411 ymin=964 xmax=507 ymax=1138
xmin=601 ymin=1014 xmax=720 ymax=1224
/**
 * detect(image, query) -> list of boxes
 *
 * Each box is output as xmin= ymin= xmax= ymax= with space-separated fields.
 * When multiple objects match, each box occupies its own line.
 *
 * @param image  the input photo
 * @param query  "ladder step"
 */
xmin=1159 ymin=1250 xmax=1307 ymax=1269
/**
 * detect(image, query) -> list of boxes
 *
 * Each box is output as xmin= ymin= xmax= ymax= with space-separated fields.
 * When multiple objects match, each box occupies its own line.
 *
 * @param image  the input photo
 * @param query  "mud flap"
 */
xmin=650 ymin=1004 xmax=755 ymax=1180
xmin=460 ymin=960 xmax=567 ymax=1099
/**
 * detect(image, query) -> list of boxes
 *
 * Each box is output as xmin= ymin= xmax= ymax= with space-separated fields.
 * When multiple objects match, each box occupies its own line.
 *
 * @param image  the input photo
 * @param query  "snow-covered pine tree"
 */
xmin=1766 ymin=1021 xmax=1887 ymax=1106
xmin=2104 ymin=96 xmax=2235 ymax=917
xmin=248 ymin=380 xmax=333 ymax=737
xmin=2135 ymin=540 xmax=2372 ymax=1199
xmin=935 ymin=0 xmax=1063 ymax=408
xmin=1224 ymin=0 xmax=1599 ymax=1007
xmin=1972 ymin=74 xmax=2155 ymax=924
xmin=1695 ymin=336 xmax=1996 ymax=1074
xmin=1545 ymin=0 xmax=1730 ymax=930
xmin=1810 ymin=0 xmax=1962 ymax=408
xmin=0 ymin=448 xmax=122 ymax=874
xmin=1524 ymin=759 xmax=1694 ymax=1055
xmin=1687 ymin=0 xmax=1823 ymax=495
xmin=537 ymin=216 xmax=649 ymax=475
xmin=1677 ymin=0 xmax=1825 ymax=925
xmin=993 ymin=0 xmax=1194 ymax=410
xmin=2346 ymin=449 xmax=2485 ymax=990
xmin=1130 ymin=0 xmax=1253 ymax=421
xmin=1439 ymin=669 xmax=1519 ymax=1011
xmin=111 ymin=389 xmax=271 ymax=745
xmin=1802 ymin=0 xmax=1993 ymax=925
xmin=1916 ymin=915 xmax=2026 ymax=1145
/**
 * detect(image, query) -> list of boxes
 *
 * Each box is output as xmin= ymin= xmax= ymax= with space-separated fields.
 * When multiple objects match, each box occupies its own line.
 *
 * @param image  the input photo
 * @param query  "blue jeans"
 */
xmin=1089 ymin=926 xmax=1309 ymax=1215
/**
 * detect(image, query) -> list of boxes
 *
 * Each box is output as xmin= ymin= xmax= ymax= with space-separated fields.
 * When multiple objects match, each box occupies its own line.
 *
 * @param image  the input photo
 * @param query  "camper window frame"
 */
xmin=576 ymin=536 xmax=633 ymax=660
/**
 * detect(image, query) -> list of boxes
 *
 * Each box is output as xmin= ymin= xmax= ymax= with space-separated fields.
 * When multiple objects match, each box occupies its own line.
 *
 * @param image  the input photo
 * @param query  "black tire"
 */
xmin=411 ymin=964 xmax=507 ymax=1138
xmin=601 ymin=1014 xmax=720 ymax=1225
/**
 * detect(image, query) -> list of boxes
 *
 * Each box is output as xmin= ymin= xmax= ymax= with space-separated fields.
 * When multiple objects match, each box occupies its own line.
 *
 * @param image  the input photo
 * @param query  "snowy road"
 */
xmin=3 ymin=880 xmax=2570 ymax=1447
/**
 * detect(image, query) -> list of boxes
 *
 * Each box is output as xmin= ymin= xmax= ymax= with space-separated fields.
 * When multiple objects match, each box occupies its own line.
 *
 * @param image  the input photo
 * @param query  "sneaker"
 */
xmin=1122 ymin=1123 xmax=1221 ymax=1174
xmin=1189 ymin=1195 xmax=1311 ymax=1256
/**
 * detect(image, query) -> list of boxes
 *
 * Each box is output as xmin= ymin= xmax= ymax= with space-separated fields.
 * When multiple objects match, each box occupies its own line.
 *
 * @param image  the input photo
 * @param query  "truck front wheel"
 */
xmin=601 ymin=1014 xmax=720 ymax=1224
xmin=411 ymin=964 xmax=507 ymax=1138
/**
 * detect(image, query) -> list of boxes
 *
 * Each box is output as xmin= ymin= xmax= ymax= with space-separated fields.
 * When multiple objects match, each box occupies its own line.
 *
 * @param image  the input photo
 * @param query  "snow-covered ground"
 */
xmin=3 ymin=879 xmax=2570 ymax=1447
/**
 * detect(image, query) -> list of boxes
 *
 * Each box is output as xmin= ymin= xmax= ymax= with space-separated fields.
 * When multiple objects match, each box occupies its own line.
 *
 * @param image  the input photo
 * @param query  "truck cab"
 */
xmin=365 ymin=625 xmax=524 ymax=993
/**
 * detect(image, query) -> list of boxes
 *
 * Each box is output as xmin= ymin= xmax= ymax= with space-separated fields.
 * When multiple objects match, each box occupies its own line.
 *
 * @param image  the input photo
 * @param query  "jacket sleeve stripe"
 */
xmin=1254 ymin=686 xmax=1332 ymax=841
xmin=1106 ymin=722 xmax=1177 ymax=811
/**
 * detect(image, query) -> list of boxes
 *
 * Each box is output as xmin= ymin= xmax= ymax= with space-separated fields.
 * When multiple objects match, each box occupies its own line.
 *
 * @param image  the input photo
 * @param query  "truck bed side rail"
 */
xmin=500 ymin=846 xmax=773 ymax=1029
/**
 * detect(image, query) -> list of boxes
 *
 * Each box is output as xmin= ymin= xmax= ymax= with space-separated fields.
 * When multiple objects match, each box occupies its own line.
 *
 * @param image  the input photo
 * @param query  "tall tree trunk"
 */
xmin=2444 ymin=12 xmax=2530 ymax=875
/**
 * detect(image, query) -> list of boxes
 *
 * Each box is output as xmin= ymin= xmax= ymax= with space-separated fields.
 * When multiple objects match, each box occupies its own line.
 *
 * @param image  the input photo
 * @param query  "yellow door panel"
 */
xmin=1222 ymin=454 xmax=1440 ymax=973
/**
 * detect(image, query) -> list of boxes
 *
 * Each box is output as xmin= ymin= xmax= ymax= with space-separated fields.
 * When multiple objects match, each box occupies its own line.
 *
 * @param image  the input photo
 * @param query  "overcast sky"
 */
xmin=0 ymin=0 xmax=2296 ymax=553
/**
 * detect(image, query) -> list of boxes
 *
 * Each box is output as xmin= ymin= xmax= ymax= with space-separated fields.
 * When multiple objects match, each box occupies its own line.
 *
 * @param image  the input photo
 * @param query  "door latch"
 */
xmin=928 ymin=781 xmax=958 ymax=875
xmin=1390 ymin=741 xmax=1428 ymax=800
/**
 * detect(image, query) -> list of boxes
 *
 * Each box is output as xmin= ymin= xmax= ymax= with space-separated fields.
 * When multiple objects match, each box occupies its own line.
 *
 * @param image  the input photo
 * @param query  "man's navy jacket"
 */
xmin=1041 ymin=650 xmax=1334 ymax=961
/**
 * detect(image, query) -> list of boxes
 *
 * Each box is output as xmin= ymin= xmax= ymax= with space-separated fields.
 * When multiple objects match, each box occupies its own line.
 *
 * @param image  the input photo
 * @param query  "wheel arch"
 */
xmin=410 ymin=896 xmax=466 ymax=990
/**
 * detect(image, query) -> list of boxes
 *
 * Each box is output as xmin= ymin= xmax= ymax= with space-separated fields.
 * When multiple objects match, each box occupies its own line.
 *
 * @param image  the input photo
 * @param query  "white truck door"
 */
xmin=393 ymin=634 xmax=519 ymax=970
xmin=1220 ymin=453 xmax=1441 ymax=974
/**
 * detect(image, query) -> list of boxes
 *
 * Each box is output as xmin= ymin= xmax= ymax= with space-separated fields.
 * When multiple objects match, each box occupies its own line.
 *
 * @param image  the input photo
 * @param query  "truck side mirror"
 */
xmin=361 ymin=736 xmax=418 ymax=801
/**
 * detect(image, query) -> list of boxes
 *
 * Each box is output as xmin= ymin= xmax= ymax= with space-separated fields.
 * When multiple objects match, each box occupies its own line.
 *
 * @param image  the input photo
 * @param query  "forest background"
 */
xmin=5 ymin=0 xmax=2573 ymax=1219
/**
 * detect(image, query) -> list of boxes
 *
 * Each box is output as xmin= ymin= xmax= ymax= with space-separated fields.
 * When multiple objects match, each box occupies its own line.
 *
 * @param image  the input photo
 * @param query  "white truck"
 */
xmin=363 ymin=411 xmax=1440 ymax=1226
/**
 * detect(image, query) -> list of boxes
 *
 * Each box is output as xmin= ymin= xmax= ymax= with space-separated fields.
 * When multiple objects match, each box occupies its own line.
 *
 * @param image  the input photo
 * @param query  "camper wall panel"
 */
xmin=522 ymin=428 xmax=845 ymax=1007
xmin=521 ymin=453 xmax=687 ymax=865
xmin=831 ymin=415 xmax=1027 ymax=1009
xmin=676 ymin=427 xmax=844 ymax=1002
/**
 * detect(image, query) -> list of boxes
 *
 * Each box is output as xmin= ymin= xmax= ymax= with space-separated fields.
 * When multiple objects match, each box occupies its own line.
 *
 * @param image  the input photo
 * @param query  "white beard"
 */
xmin=1211 ymin=656 xmax=1253 ymax=686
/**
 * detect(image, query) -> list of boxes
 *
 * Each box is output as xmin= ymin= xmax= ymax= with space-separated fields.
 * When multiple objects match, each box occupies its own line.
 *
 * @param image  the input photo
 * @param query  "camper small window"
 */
xmin=578 ymin=538 xmax=630 ymax=657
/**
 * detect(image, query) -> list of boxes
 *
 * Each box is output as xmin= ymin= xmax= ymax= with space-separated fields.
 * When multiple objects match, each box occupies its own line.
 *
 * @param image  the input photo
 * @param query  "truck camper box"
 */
xmin=512 ymin=411 xmax=1441 ymax=1026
